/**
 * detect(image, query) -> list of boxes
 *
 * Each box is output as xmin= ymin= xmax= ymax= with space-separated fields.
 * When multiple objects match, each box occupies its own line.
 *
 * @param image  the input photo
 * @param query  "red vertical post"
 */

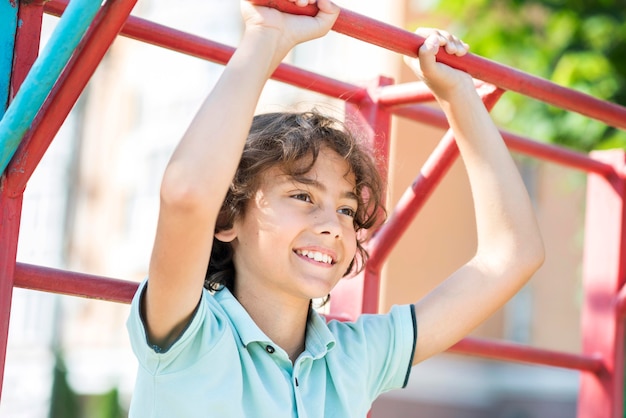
xmin=329 ymin=76 xmax=393 ymax=320
xmin=0 ymin=1 xmax=44 ymax=399
xmin=578 ymin=150 xmax=626 ymax=418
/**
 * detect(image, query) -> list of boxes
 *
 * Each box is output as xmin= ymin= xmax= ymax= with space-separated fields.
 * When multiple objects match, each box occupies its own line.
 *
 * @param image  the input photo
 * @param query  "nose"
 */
xmin=314 ymin=207 xmax=342 ymax=239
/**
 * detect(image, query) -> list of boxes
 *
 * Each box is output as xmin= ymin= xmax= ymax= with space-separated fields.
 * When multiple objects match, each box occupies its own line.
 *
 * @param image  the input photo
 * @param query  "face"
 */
xmin=224 ymin=147 xmax=359 ymax=305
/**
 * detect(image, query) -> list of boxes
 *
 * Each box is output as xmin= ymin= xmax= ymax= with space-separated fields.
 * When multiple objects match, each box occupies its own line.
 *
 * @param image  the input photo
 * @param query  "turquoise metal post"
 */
xmin=0 ymin=0 xmax=102 ymax=175
xmin=0 ymin=1 xmax=18 ymax=117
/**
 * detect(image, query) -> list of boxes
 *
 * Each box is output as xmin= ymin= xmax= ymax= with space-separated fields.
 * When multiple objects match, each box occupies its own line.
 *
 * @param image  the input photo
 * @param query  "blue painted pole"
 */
xmin=0 ymin=0 xmax=102 ymax=175
xmin=0 ymin=1 xmax=18 ymax=119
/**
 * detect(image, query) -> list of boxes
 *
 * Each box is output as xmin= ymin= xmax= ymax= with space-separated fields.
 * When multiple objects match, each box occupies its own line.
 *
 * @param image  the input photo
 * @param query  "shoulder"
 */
xmin=127 ymin=279 xmax=232 ymax=358
xmin=326 ymin=304 xmax=416 ymax=345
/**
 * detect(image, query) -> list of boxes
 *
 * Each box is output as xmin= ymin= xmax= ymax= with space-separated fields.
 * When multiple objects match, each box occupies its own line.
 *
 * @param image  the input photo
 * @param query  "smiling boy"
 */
xmin=127 ymin=1 xmax=544 ymax=416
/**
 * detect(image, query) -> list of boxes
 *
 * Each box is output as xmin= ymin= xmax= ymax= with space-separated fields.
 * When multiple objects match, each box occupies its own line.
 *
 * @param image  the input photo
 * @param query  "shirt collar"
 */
xmin=213 ymin=288 xmax=336 ymax=358
xmin=213 ymin=287 xmax=271 ymax=347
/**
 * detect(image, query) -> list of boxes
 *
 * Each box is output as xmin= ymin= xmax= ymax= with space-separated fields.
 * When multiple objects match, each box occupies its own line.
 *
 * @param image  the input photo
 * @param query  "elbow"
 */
xmin=479 ymin=229 xmax=545 ymax=279
xmin=516 ymin=232 xmax=546 ymax=278
xmin=529 ymin=236 xmax=546 ymax=274
xmin=159 ymin=163 xmax=209 ymax=212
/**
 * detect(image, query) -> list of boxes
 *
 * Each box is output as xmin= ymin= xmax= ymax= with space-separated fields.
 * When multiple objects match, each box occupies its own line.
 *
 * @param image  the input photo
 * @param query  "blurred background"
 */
xmin=3 ymin=0 xmax=626 ymax=416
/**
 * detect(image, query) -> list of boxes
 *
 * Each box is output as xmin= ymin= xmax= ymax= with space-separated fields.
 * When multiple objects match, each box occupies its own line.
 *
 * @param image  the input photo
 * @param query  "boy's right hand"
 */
xmin=241 ymin=0 xmax=339 ymax=56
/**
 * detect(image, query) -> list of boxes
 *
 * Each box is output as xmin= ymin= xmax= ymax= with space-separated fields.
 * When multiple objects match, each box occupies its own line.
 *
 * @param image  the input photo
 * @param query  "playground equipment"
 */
xmin=1 ymin=0 xmax=625 ymax=416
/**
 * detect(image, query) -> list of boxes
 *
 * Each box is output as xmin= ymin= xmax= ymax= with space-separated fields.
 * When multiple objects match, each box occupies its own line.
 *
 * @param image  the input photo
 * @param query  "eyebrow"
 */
xmin=292 ymin=176 xmax=359 ymax=203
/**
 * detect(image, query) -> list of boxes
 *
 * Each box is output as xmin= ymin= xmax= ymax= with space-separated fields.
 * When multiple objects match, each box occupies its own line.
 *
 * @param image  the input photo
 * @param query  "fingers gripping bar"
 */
xmin=247 ymin=0 xmax=319 ymax=16
xmin=246 ymin=0 xmax=626 ymax=130
xmin=245 ymin=0 xmax=429 ymax=57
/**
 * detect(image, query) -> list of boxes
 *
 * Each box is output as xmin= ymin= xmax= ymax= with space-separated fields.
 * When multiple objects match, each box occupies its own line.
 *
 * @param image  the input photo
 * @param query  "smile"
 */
xmin=295 ymin=249 xmax=335 ymax=265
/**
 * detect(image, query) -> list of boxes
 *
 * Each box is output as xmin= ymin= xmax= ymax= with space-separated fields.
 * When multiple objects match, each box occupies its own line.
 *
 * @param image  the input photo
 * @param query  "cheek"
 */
xmin=344 ymin=227 xmax=358 ymax=255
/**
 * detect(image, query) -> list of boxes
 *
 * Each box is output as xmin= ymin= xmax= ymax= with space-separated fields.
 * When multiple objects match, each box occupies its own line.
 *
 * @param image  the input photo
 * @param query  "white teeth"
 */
xmin=297 ymin=250 xmax=333 ymax=264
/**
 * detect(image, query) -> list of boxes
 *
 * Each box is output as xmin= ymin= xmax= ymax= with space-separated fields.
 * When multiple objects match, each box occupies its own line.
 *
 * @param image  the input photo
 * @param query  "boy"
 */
xmin=127 ymin=1 xmax=544 ymax=416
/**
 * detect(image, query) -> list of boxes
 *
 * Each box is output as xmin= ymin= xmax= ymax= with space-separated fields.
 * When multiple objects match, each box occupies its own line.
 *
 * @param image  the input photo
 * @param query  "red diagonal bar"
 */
xmin=366 ymin=128 xmax=458 ymax=274
xmin=43 ymin=1 xmax=368 ymax=105
xmin=14 ymin=263 xmax=138 ymax=304
xmin=248 ymin=0 xmax=626 ymax=131
xmin=449 ymin=337 xmax=605 ymax=373
xmin=5 ymin=0 xmax=140 ymax=194
xmin=366 ymin=87 xmax=504 ymax=273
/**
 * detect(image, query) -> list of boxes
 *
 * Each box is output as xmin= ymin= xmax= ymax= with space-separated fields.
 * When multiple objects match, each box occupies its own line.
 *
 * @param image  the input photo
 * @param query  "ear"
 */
xmin=215 ymin=227 xmax=237 ymax=243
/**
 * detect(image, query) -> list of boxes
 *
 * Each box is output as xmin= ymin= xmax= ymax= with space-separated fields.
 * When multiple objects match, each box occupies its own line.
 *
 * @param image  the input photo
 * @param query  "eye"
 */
xmin=291 ymin=193 xmax=312 ymax=203
xmin=338 ymin=207 xmax=356 ymax=218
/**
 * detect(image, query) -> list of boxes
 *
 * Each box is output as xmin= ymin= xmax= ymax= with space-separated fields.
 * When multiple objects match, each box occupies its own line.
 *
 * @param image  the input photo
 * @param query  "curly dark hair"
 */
xmin=205 ymin=110 xmax=386 ymax=293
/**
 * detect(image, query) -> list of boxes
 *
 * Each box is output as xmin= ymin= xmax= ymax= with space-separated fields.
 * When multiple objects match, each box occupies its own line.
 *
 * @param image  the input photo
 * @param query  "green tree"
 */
xmin=49 ymin=352 xmax=80 ymax=418
xmin=419 ymin=0 xmax=626 ymax=151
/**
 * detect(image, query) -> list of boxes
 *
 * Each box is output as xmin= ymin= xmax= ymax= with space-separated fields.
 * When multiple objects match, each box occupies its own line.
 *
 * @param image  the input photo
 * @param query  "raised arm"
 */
xmin=405 ymin=30 xmax=545 ymax=364
xmin=144 ymin=0 xmax=339 ymax=348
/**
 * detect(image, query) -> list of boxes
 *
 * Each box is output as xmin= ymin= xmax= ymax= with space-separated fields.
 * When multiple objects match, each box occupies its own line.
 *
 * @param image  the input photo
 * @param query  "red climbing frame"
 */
xmin=1 ymin=0 xmax=626 ymax=416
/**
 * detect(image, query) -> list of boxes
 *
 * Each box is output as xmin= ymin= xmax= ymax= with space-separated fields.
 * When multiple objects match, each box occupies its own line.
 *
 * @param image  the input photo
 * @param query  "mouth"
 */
xmin=294 ymin=249 xmax=336 ymax=265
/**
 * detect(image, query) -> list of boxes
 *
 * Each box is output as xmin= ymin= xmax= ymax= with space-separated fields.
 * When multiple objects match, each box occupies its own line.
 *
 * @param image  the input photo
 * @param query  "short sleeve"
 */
xmin=326 ymin=304 xmax=416 ymax=401
xmin=126 ymin=279 xmax=228 ymax=375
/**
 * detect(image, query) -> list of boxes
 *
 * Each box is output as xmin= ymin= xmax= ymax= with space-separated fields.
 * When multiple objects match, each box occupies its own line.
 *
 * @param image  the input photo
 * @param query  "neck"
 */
xmin=233 ymin=283 xmax=310 ymax=363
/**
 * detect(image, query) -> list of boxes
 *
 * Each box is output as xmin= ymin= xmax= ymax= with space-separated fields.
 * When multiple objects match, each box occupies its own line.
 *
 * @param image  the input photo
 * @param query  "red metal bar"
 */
xmin=615 ymin=283 xmax=626 ymax=319
xmin=329 ymin=77 xmax=393 ymax=320
xmin=0 ymin=2 xmax=615 ymax=416
xmin=12 ymin=258 xmax=608 ymax=378
xmin=390 ymin=104 xmax=616 ymax=177
xmin=0 ymin=0 xmax=44 ymax=399
xmin=375 ymin=82 xmax=435 ymax=106
xmin=367 ymin=87 xmax=504 ymax=273
xmin=449 ymin=337 xmax=604 ymax=373
xmin=5 ymin=0 xmax=140 ymax=194
xmin=8 ymin=1 xmax=45 ymax=102
xmin=0 ymin=193 xmax=23 ymax=399
xmin=353 ymin=77 xmax=394 ymax=315
xmin=13 ymin=263 xmax=138 ymax=304
xmin=12 ymin=259 xmax=606 ymax=375
xmin=367 ymin=128 xmax=458 ymax=274
xmin=13 ymin=262 xmax=606 ymax=374
xmin=42 ymin=0 xmax=617 ymax=180
xmin=578 ymin=150 xmax=626 ymax=418
xmin=375 ymin=79 xmax=486 ymax=107
xmin=248 ymin=0 xmax=626 ymax=131
xmin=43 ymin=1 xmax=368 ymax=106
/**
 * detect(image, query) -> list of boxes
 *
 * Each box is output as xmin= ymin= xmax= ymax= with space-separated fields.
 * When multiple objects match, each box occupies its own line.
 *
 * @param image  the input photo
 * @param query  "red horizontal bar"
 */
xmin=14 ymin=263 xmax=138 ymax=304
xmin=13 ymin=262 xmax=357 ymax=323
xmin=249 ymin=0 xmax=626 ymax=131
xmin=14 ymin=262 xmax=603 ymax=373
xmin=449 ymin=337 xmax=605 ymax=373
xmin=390 ymin=103 xmax=616 ymax=177
xmin=375 ymin=82 xmax=435 ymax=106
xmin=375 ymin=80 xmax=487 ymax=107
xmin=43 ymin=1 xmax=368 ymax=104
xmin=40 ymin=1 xmax=619 ymax=181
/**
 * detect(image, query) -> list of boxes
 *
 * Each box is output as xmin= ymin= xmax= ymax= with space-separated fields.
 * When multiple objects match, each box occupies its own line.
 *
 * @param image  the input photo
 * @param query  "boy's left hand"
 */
xmin=405 ymin=28 xmax=472 ymax=101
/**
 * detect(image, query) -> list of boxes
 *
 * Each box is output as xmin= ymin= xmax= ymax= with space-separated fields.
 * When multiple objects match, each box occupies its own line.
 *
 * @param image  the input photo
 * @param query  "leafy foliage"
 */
xmin=416 ymin=0 xmax=626 ymax=151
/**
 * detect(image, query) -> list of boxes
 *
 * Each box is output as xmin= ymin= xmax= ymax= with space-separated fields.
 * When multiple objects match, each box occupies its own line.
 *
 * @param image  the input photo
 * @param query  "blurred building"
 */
xmin=3 ymin=0 xmax=582 ymax=416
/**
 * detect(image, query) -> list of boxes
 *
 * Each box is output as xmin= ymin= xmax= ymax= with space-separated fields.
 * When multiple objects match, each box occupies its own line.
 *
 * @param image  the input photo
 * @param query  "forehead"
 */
xmin=262 ymin=148 xmax=356 ymax=190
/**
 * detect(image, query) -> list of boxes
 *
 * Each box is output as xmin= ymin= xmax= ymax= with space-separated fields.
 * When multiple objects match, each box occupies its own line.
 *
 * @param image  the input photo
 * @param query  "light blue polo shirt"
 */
xmin=127 ymin=279 xmax=416 ymax=417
